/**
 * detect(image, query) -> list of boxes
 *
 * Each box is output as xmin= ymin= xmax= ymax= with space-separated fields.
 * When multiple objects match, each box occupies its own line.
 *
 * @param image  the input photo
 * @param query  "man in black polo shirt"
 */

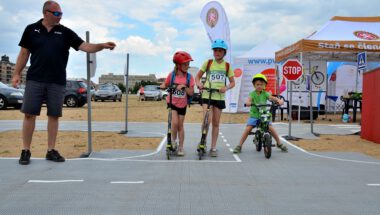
xmin=12 ymin=1 xmax=116 ymax=165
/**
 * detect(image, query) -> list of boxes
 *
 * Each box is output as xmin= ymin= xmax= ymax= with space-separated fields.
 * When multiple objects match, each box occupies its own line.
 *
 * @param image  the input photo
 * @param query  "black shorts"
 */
xmin=21 ymin=80 xmax=65 ymax=117
xmin=200 ymin=99 xmax=226 ymax=109
xmin=167 ymin=103 xmax=187 ymax=115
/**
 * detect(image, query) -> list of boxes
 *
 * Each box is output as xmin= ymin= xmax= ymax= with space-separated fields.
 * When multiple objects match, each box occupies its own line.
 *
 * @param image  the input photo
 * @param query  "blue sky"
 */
xmin=0 ymin=0 xmax=379 ymax=83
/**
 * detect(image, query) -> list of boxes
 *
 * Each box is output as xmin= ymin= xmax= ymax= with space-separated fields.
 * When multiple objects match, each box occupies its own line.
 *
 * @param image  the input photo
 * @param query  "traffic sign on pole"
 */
xmin=282 ymin=59 xmax=303 ymax=81
xmin=357 ymin=52 xmax=367 ymax=70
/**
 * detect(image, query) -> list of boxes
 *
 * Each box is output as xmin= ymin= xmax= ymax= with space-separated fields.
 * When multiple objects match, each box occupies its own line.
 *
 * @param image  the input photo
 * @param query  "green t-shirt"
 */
xmin=200 ymin=60 xmax=234 ymax=101
xmin=249 ymin=90 xmax=271 ymax=118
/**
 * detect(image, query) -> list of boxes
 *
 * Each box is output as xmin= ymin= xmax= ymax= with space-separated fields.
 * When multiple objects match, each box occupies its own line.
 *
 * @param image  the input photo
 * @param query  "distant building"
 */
xmin=98 ymin=73 xmax=124 ymax=85
xmin=0 ymin=55 xmax=28 ymax=85
xmin=99 ymin=73 xmax=158 ymax=88
xmin=127 ymin=74 xmax=157 ymax=88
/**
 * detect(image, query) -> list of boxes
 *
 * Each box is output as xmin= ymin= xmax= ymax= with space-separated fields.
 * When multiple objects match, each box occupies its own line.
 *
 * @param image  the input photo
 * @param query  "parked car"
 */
xmin=0 ymin=82 xmax=23 ymax=110
xmin=144 ymin=85 xmax=161 ymax=101
xmin=64 ymin=80 xmax=88 ymax=107
xmin=90 ymin=85 xmax=95 ymax=101
xmin=161 ymin=90 xmax=168 ymax=100
xmin=94 ymin=84 xmax=122 ymax=102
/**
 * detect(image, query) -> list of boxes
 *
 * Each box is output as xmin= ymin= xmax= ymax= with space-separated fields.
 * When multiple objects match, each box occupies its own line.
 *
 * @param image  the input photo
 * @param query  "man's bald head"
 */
xmin=42 ymin=1 xmax=60 ymax=13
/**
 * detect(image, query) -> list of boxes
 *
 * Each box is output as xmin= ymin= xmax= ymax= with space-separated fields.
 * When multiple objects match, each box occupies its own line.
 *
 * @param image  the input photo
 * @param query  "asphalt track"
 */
xmin=0 ymin=121 xmax=379 ymax=215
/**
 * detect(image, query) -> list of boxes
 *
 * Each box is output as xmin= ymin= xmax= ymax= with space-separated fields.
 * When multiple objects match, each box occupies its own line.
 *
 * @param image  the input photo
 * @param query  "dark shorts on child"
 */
xmin=200 ymin=99 xmax=226 ymax=109
xmin=167 ymin=103 xmax=187 ymax=115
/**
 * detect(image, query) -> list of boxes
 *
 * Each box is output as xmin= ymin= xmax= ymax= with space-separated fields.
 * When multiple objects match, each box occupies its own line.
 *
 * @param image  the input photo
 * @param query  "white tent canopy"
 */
xmin=233 ymin=40 xmax=280 ymax=112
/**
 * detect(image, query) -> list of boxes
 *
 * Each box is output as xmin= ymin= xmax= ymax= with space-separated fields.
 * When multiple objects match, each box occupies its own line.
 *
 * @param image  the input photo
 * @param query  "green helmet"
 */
xmin=252 ymin=73 xmax=268 ymax=84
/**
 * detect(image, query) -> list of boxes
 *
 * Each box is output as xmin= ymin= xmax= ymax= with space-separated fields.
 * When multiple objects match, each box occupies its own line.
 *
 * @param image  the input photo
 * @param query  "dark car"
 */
xmin=94 ymin=84 xmax=122 ymax=102
xmin=0 ymin=82 xmax=23 ymax=110
xmin=64 ymin=80 xmax=88 ymax=107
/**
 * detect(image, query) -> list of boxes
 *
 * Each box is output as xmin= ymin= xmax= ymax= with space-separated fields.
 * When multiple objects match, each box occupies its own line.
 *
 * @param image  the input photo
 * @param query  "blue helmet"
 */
xmin=211 ymin=39 xmax=228 ymax=50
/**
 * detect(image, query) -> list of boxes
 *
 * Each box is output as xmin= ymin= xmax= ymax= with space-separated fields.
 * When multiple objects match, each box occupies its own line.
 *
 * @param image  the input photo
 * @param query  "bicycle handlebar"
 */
xmin=244 ymin=102 xmax=279 ymax=108
xmin=166 ymin=84 xmax=185 ymax=92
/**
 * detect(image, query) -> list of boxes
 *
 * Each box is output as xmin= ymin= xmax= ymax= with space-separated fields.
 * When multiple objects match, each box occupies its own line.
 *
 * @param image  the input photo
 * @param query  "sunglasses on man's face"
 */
xmin=47 ymin=10 xmax=63 ymax=17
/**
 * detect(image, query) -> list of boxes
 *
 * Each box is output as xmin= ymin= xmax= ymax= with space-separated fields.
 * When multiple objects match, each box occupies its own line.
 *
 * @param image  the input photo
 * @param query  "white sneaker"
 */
xmin=177 ymin=150 xmax=185 ymax=156
xmin=209 ymin=148 xmax=218 ymax=157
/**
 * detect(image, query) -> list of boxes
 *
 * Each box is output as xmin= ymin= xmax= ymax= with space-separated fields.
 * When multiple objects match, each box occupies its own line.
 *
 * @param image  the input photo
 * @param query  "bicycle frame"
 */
xmin=249 ymin=103 xmax=276 ymax=159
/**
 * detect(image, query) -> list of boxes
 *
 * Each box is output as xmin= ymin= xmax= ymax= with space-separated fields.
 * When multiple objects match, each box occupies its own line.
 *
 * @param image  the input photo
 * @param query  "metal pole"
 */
xmin=120 ymin=53 xmax=129 ymax=134
xmin=308 ymin=61 xmax=318 ymax=137
xmin=288 ymin=80 xmax=293 ymax=137
xmin=285 ymin=80 xmax=297 ymax=140
xmin=355 ymin=66 xmax=359 ymax=92
xmin=308 ymin=61 xmax=313 ymax=134
xmin=82 ymin=31 xmax=92 ymax=157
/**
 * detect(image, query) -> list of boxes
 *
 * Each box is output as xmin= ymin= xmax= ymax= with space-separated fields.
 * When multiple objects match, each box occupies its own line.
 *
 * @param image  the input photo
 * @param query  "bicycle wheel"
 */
xmin=263 ymin=133 xmax=272 ymax=159
xmin=255 ymin=133 xmax=262 ymax=152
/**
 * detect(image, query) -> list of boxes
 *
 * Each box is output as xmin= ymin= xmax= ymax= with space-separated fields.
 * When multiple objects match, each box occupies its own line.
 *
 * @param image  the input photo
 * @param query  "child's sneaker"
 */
xmin=19 ymin=149 xmax=31 ymax=165
xmin=233 ymin=145 xmax=242 ymax=154
xmin=46 ymin=149 xmax=65 ymax=162
xmin=276 ymin=143 xmax=288 ymax=152
xmin=209 ymin=148 xmax=218 ymax=157
xmin=171 ymin=141 xmax=177 ymax=150
xmin=177 ymin=150 xmax=185 ymax=156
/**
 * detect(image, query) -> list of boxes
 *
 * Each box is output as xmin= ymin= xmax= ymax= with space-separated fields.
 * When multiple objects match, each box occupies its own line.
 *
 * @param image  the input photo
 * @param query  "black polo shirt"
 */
xmin=19 ymin=19 xmax=84 ymax=85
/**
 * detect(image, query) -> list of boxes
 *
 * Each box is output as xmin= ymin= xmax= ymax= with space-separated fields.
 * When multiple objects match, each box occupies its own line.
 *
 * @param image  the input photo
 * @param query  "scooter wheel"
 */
xmin=198 ymin=150 xmax=204 ymax=160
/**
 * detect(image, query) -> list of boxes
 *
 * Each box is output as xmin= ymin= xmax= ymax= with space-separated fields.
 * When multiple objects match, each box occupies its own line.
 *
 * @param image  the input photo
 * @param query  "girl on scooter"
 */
xmin=195 ymin=39 xmax=235 ymax=157
xmin=160 ymin=51 xmax=195 ymax=156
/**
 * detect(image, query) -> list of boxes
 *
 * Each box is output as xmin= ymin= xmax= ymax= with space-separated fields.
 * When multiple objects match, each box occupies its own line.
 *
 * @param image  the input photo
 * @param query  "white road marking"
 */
xmin=1 ymin=130 xmax=243 ymax=163
xmin=28 ymin=180 xmax=84 ymax=183
xmin=329 ymin=124 xmax=361 ymax=127
xmin=73 ymin=135 xmax=167 ymax=161
xmin=111 ymin=181 xmax=144 ymax=184
xmin=367 ymin=184 xmax=380 ymax=186
xmin=233 ymin=154 xmax=242 ymax=162
xmin=112 ymin=159 xmax=240 ymax=163
xmin=281 ymin=137 xmax=380 ymax=165
xmin=220 ymin=131 xmax=242 ymax=162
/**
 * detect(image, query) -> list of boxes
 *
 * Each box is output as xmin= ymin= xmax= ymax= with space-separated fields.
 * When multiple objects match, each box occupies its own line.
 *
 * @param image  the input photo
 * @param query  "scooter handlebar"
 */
xmin=202 ymin=88 xmax=219 ymax=93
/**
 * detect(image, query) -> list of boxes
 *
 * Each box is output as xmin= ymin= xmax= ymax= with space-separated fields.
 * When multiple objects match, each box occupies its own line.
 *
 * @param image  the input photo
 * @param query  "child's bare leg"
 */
xmin=269 ymin=125 xmax=288 ymax=152
xmin=233 ymin=125 xmax=254 ymax=153
xmin=268 ymin=125 xmax=280 ymax=145
xmin=238 ymin=125 xmax=254 ymax=147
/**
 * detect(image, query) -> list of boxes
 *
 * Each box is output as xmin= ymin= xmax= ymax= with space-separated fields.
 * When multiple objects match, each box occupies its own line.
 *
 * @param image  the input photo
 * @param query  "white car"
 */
xmin=143 ymin=85 xmax=161 ymax=101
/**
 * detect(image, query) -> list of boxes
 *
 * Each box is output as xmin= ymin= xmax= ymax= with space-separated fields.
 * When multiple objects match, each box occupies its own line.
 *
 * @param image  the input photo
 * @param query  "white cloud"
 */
xmin=2 ymin=0 xmax=380 ymax=83
xmin=116 ymin=36 xmax=173 ymax=56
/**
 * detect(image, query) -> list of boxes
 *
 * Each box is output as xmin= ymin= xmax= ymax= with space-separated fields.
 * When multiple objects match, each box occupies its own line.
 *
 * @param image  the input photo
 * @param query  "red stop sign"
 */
xmin=282 ymin=59 xmax=303 ymax=81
